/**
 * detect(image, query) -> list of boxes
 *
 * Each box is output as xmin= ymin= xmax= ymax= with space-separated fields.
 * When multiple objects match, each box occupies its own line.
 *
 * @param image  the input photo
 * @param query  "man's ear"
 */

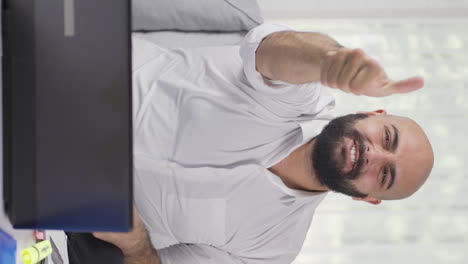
xmin=357 ymin=109 xmax=387 ymax=116
xmin=352 ymin=196 xmax=382 ymax=205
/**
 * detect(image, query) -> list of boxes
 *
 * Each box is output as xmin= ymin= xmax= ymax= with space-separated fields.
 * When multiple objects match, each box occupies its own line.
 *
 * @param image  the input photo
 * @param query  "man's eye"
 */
xmin=382 ymin=168 xmax=388 ymax=184
xmin=385 ymin=131 xmax=390 ymax=146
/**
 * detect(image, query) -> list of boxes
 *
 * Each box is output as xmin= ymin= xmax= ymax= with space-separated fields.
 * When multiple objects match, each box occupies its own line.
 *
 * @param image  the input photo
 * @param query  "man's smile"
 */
xmin=343 ymin=138 xmax=359 ymax=174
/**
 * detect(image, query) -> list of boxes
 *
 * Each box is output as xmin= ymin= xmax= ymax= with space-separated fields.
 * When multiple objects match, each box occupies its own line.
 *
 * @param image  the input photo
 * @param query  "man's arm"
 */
xmin=94 ymin=231 xmax=161 ymax=264
xmin=92 ymin=208 xmax=257 ymax=264
xmin=255 ymin=31 xmax=341 ymax=84
xmin=92 ymin=207 xmax=161 ymax=264
xmin=255 ymin=31 xmax=424 ymax=97
xmin=122 ymin=244 xmax=161 ymax=264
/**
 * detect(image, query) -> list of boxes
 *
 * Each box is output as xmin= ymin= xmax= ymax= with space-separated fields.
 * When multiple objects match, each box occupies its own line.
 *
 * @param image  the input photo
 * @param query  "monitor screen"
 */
xmin=2 ymin=0 xmax=132 ymax=232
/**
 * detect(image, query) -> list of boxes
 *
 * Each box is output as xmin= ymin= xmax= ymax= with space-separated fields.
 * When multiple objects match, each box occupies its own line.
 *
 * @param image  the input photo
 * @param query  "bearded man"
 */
xmin=82 ymin=24 xmax=434 ymax=264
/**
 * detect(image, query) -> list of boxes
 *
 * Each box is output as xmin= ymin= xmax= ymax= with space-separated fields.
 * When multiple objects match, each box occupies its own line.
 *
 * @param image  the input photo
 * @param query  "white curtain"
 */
xmin=260 ymin=18 xmax=468 ymax=264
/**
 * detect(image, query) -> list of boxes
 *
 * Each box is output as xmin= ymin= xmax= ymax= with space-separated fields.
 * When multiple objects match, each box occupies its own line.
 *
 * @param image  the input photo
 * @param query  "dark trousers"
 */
xmin=66 ymin=232 xmax=124 ymax=264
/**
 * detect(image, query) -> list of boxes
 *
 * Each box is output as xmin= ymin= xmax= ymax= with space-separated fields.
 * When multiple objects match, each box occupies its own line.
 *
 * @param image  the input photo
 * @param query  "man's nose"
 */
xmin=365 ymin=144 xmax=392 ymax=167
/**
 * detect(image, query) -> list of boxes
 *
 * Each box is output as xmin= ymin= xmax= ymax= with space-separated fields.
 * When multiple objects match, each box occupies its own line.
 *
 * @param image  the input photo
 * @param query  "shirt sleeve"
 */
xmin=158 ymin=244 xmax=249 ymax=264
xmin=239 ymin=23 xmax=335 ymax=118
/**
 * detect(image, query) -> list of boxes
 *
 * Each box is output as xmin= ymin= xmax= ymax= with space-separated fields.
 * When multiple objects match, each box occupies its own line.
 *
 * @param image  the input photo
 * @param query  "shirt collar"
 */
xmin=298 ymin=116 xmax=333 ymax=145
xmin=263 ymin=116 xmax=335 ymax=199
xmin=264 ymin=168 xmax=328 ymax=199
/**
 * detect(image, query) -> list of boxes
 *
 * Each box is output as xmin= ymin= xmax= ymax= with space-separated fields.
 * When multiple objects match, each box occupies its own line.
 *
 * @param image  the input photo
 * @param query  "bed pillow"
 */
xmin=132 ymin=0 xmax=263 ymax=32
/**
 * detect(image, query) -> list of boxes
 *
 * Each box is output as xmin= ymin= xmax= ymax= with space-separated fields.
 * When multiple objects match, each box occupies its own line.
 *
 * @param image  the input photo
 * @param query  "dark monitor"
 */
xmin=2 ymin=0 xmax=132 ymax=232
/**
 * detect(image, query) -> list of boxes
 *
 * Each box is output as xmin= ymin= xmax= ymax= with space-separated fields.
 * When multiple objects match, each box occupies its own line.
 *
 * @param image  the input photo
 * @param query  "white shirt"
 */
xmin=132 ymin=24 xmax=336 ymax=264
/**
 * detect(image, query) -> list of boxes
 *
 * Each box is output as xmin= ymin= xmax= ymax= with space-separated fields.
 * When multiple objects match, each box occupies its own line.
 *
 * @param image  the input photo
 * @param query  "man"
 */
xmin=92 ymin=24 xmax=434 ymax=263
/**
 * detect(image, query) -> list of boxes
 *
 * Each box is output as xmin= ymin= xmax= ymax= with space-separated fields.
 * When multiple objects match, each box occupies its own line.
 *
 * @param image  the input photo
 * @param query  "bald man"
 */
xmin=91 ymin=24 xmax=434 ymax=264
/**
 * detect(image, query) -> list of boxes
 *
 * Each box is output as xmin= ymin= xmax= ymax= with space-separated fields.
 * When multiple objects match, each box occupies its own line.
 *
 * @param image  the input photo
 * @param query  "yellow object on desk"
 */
xmin=21 ymin=240 xmax=52 ymax=264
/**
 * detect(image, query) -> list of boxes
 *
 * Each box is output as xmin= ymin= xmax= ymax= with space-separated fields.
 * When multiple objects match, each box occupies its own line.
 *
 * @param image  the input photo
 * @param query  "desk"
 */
xmin=1 ymin=171 xmax=69 ymax=264
xmin=0 ymin=212 xmax=36 ymax=263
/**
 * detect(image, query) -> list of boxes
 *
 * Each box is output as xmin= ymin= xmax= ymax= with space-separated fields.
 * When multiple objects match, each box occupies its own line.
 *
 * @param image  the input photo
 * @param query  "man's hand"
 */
xmin=256 ymin=31 xmax=423 ymax=97
xmin=93 ymin=207 xmax=160 ymax=263
xmin=320 ymin=48 xmax=424 ymax=97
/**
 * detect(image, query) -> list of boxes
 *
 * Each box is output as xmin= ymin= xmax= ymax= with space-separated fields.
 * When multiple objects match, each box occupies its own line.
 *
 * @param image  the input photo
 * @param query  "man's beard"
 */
xmin=312 ymin=114 xmax=369 ymax=198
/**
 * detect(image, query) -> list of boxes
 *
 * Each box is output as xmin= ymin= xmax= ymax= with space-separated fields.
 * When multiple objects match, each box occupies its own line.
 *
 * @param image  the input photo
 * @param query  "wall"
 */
xmin=254 ymin=2 xmax=468 ymax=263
xmin=258 ymin=0 xmax=468 ymax=19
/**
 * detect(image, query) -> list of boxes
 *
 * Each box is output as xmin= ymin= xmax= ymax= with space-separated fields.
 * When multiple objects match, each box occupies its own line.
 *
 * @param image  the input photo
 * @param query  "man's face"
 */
xmin=312 ymin=111 xmax=434 ymax=201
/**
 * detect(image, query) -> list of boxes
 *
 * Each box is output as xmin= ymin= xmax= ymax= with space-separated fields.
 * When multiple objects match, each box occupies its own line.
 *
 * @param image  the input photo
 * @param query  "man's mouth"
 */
xmin=348 ymin=139 xmax=359 ymax=173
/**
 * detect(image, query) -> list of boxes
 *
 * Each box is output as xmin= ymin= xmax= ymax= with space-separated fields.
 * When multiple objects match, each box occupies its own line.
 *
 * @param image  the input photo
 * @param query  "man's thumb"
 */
xmin=389 ymin=76 xmax=424 ymax=94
